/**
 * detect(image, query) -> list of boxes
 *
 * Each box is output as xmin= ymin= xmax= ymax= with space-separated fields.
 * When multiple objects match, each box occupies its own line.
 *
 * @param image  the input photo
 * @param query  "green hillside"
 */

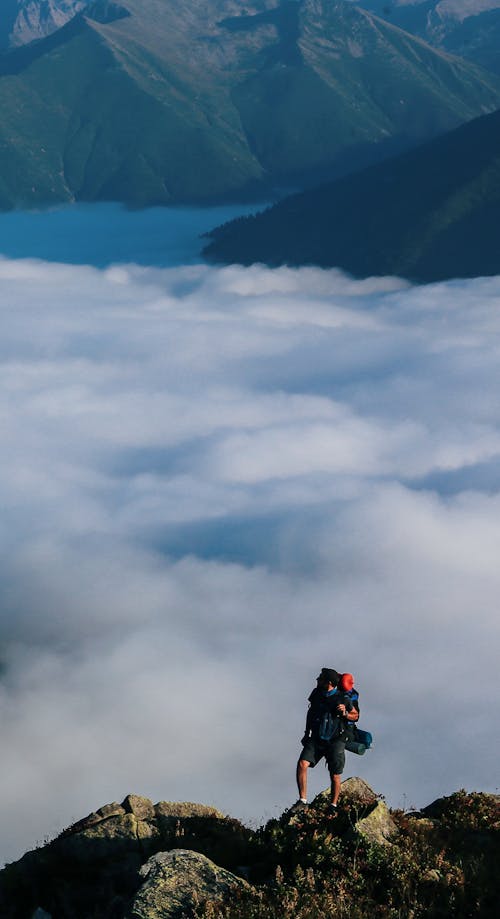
xmin=204 ymin=104 xmax=500 ymax=282
xmin=1 ymin=0 xmax=500 ymax=207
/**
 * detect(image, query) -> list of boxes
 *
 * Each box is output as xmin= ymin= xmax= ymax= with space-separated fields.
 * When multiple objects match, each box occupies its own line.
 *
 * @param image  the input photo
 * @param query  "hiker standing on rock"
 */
xmin=292 ymin=668 xmax=359 ymax=816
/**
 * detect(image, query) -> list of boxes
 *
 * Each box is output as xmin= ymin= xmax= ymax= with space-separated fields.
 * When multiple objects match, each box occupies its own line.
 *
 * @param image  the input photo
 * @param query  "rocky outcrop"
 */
xmin=5 ymin=1 xmax=88 ymax=49
xmin=2 ymin=784 xmax=498 ymax=919
xmin=341 ymin=777 xmax=398 ymax=844
xmin=340 ymin=776 xmax=378 ymax=805
xmin=128 ymin=850 xmax=249 ymax=919
xmin=0 ymin=795 xmax=250 ymax=919
xmin=350 ymin=799 xmax=398 ymax=845
xmin=311 ymin=777 xmax=398 ymax=846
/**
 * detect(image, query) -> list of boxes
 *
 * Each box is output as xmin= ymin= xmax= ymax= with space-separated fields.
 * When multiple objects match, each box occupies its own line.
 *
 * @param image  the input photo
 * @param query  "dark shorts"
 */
xmin=299 ymin=738 xmax=346 ymax=776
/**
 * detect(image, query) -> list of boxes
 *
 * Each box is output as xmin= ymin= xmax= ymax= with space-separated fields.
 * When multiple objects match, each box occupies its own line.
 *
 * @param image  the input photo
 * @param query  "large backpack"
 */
xmin=317 ymin=687 xmax=352 ymax=742
xmin=339 ymin=673 xmax=374 ymax=755
xmin=318 ymin=708 xmax=342 ymax=742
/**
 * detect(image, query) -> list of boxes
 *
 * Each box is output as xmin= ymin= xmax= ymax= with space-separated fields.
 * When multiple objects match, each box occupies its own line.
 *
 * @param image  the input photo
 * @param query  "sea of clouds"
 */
xmin=1 ymin=256 xmax=499 ymax=864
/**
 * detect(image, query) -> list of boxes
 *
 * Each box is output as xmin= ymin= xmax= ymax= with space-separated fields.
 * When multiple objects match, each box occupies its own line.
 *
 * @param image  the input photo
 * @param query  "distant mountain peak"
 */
xmin=348 ymin=0 xmax=500 ymax=72
xmin=0 ymin=1 xmax=90 ymax=49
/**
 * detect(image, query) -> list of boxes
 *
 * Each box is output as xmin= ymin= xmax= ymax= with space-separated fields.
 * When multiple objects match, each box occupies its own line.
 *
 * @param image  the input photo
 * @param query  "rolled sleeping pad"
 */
xmin=345 ymin=740 xmax=366 ymax=755
xmin=355 ymin=729 xmax=373 ymax=748
xmin=345 ymin=728 xmax=373 ymax=754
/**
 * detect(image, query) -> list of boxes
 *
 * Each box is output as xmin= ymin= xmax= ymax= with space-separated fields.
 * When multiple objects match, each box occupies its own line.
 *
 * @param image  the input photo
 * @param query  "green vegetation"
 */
xmin=204 ymin=105 xmax=500 ymax=283
xmin=0 ymin=0 xmax=500 ymax=207
xmin=195 ymin=790 xmax=500 ymax=919
xmin=0 ymin=788 xmax=498 ymax=917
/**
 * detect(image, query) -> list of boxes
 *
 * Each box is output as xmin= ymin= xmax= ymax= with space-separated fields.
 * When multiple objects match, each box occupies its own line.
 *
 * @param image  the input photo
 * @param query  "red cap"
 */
xmin=340 ymin=673 xmax=354 ymax=691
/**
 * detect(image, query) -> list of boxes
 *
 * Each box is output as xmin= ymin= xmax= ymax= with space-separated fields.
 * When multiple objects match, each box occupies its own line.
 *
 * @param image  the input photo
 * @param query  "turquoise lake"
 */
xmin=0 ymin=201 xmax=264 ymax=267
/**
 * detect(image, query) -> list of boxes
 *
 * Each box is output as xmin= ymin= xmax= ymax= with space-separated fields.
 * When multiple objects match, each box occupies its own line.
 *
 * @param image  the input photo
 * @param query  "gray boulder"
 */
xmin=351 ymin=799 xmax=398 ymax=845
xmin=128 ymin=849 xmax=249 ymax=919
xmin=313 ymin=777 xmax=398 ymax=846
xmin=341 ymin=777 xmax=397 ymax=845
xmin=340 ymin=777 xmax=378 ymax=805
xmin=0 ymin=795 xmax=251 ymax=919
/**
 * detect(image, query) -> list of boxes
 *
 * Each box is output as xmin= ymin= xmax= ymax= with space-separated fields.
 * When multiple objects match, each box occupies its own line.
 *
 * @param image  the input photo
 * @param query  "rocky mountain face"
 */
xmin=0 ymin=0 xmax=500 ymax=208
xmin=351 ymin=0 xmax=500 ymax=72
xmin=204 ymin=104 xmax=500 ymax=283
xmin=0 ymin=1 xmax=89 ymax=50
xmin=0 ymin=781 xmax=498 ymax=918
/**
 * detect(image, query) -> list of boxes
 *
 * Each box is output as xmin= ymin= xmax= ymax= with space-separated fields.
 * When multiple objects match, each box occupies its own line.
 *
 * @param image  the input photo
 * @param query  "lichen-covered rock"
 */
xmin=58 ymin=797 xmax=225 ymax=859
xmin=312 ymin=778 xmax=397 ymax=845
xmin=56 ymin=811 xmax=159 ymax=864
xmin=341 ymin=779 xmax=398 ymax=845
xmin=128 ymin=849 xmax=249 ymax=919
xmin=97 ymin=802 xmax=126 ymax=820
xmin=154 ymin=802 xmax=224 ymax=820
xmin=0 ymin=795 xmax=252 ymax=919
xmin=52 ymin=794 xmax=250 ymax=883
xmin=124 ymin=796 xmax=156 ymax=821
xmin=313 ymin=776 xmax=378 ymax=810
xmin=352 ymin=799 xmax=398 ymax=845
xmin=340 ymin=777 xmax=378 ymax=805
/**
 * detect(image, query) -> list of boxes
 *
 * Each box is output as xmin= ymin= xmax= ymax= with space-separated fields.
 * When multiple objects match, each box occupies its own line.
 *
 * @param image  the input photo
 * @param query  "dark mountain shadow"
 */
xmin=219 ymin=0 xmax=302 ymax=67
xmin=0 ymin=13 xmax=87 ymax=76
xmin=0 ymin=0 xmax=20 ymax=51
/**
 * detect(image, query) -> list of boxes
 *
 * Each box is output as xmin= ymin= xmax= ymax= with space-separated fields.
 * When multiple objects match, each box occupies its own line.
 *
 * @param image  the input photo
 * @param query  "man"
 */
xmin=292 ymin=668 xmax=359 ymax=816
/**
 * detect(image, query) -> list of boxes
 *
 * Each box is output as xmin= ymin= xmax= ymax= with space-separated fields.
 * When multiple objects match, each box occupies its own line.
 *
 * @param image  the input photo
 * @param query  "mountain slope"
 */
xmin=0 ymin=1 xmax=88 ymax=50
xmin=1 ymin=0 xmax=500 ymax=207
xmin=352 ymin=0 xmax=500 ymax=73
xmin=203 ymin=105 xmax=500 ymax=282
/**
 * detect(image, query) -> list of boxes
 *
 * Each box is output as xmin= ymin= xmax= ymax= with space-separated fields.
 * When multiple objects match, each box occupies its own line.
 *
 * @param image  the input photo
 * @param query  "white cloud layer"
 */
xmin=1 ymin=258 xmax=499 ymax=865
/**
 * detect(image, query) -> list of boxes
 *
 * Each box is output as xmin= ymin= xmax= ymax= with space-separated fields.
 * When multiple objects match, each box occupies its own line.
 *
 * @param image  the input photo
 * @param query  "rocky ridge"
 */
xmin=1 ymin=780 xmax=498 ymax=918
xmin=352 ymin=0 xmax=500 ymax=72
xmin=0 ymin=1 xmax=89 ymax=50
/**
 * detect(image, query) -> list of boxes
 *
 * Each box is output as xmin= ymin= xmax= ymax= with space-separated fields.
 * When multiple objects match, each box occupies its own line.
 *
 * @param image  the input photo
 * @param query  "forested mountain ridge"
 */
xmin=1 ymin=0 xmax=500 ymax=208
xmin=204 ymin=104 xmax=500 ymax=283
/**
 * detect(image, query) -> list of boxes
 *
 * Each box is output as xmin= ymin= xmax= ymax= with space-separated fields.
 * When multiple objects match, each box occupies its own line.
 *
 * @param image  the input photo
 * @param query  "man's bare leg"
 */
xmin=296 ymin=758 xmax=310 ymax=800
xmin=330 ymin=773 xmax=341 ymax=806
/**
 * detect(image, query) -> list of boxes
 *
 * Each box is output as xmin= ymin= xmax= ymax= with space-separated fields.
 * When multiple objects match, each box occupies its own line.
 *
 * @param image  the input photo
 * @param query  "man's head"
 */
xmin=317 ymin=668 xmax=339 ymax=691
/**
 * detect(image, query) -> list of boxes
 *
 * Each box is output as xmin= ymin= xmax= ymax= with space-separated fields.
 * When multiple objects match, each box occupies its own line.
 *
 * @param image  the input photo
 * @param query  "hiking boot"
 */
xmin=288 ymin=800 xmax=308 ymax=815
xmin=326 ymin=803 xmax=338 ymax=817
